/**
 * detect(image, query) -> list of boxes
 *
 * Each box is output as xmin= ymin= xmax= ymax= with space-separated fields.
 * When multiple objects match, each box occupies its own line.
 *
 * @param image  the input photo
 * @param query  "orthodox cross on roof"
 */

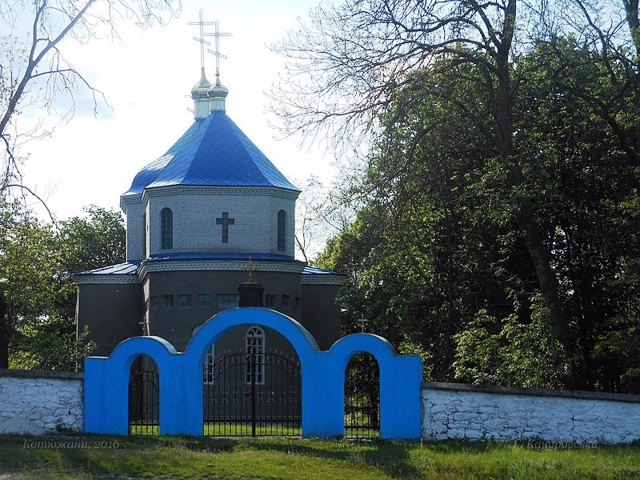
xmin=187 ymin=10 xmax=215 ymax=73
xmin=216 ymin=212 xmax=235 ymax=243
xmin=205 ymin=19 xmax=231 ymax=80
xmin=243 ymin=256 xmax=260 ymax=282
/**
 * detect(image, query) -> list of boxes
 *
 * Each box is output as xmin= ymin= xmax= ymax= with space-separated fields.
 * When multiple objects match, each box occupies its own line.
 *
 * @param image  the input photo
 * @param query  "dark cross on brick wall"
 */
xmin=216 ymin=212 xmax=235 ymax=243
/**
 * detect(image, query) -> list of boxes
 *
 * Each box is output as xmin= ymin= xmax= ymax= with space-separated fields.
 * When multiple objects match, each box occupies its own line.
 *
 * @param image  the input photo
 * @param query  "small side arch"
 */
xmin=327 ymin=334 xmax=423 ymax=439
xmin=84 ymin=336 xmax=178 ymax=435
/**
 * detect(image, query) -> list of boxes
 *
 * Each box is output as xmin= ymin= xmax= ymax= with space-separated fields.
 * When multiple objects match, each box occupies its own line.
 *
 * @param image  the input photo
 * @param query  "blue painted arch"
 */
xmin=84 ymin=336 xmax=178 ymax=435
xmin=180 ymin=308 xmax=321 ymax=435
xmin=84 ymin=308 xmax=422 ymax=438
xmin=328 ymin=334 xmax=422 ymax=439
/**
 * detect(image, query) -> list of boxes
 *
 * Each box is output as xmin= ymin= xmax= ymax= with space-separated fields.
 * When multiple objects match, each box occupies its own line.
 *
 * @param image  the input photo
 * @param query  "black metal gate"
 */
xmin=344 ymin=353 xmax=380 ymax=438
xmin=128 ymin=367 xmax=159 ymax=435
xmin=204 ymin=350 xmax=301 ymax=436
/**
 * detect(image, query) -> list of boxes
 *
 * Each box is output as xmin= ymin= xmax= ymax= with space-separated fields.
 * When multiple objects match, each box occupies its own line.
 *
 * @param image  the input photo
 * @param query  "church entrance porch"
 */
xmin=203 ymin=349 xmax=301 ymax=436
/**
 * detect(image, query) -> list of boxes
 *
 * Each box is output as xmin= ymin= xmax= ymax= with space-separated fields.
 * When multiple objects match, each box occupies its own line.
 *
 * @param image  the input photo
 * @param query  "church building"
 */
xmin=74 ymin=31 xmax=344 ymax=358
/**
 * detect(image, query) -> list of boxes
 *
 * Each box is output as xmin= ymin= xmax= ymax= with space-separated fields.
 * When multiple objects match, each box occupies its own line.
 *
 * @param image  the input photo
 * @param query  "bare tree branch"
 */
xmin=4 ymin=183 xmax=57 ymax=228
xmin=0 ymin=0 xmax=180 ymax=202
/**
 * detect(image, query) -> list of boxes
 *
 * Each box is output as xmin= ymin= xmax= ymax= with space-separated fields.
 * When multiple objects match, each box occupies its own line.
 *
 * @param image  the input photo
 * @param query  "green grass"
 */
xmin=203 ymin=422 xmax=301 ymax=437
xmin=0 ymin=434 xmax=638 ymax=479
xmin=132 ymin=422 xmax=374 ymax=438
xmin=130 ymin=422 xmax=302 ymax=436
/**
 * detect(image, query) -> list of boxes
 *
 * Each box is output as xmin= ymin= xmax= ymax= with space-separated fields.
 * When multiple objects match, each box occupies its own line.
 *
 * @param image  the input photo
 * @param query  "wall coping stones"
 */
xmin=0 ymin=369 xmax=83 ymax=381
xmin=422 ymin=381 xmax=640 ymax=404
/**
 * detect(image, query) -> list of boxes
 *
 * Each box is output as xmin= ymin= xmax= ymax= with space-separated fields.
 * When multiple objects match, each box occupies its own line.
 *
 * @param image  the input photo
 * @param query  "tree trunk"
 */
xmin=516 ymin=202 xmax=572 ymax=351
xmin=492 ymin=0 xmax=575 ymax=379
xmin=623 ymin=0 xmax=640 ymax=56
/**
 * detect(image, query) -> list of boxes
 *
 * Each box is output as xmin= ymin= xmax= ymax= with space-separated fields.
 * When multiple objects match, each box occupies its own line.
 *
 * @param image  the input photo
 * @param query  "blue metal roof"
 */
xmin=76 ymin=262 xmax=140 ymax=276
xmin=75 ymin=257 xmax=342 ymax=277
xmin=124 ymin=111 xmax=299 ymax=195
xmin=302 ymin=266 xmax=345 ymax=276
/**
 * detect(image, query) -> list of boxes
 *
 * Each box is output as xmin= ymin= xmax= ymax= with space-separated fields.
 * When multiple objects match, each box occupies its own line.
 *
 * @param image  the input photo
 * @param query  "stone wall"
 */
xmin=422 ymin=382 xmax=640 ymax=444
xmin=0 ymin=369 xmax=83 ymax=435
xmin=3 ymin=368 xmax=640 ymax=442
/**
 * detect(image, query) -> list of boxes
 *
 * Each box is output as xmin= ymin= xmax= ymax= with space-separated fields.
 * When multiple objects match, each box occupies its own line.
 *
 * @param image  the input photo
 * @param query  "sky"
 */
xmin=18 ymin=0 xmax=335 ymax=221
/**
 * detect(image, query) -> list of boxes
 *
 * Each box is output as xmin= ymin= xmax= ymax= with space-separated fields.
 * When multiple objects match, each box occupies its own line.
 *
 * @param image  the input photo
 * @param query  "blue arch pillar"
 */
xmin=301 ymin=351 xmax=343 ymax=437
xmin=157 ymin=355 xmax=192 ymax=435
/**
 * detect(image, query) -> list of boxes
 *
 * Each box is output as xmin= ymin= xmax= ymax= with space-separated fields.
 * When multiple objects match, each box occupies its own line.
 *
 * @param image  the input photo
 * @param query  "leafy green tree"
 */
xmin=453 ymin=296 xmax=568 ymax=388
xmin=0 ymin=203 xmax=60 ymax=368
xmin=318 ymin=38 xmax=640 ymax=392
xmin=1 ymin=205 xmax=125 ymax=370
xmin=276 ymin=0 xmax=640 ymax=390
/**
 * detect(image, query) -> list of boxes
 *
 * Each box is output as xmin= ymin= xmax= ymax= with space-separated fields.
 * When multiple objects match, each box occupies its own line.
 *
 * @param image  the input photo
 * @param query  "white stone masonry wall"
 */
xmin=0 ymin=370 xmax=83 ymax=435
xmin=422 ymin=382 xmax=640 ymax=444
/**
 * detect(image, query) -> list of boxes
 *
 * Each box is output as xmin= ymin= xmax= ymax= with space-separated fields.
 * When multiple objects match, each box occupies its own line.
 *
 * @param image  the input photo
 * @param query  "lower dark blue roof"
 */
xmin=75 ymin=254 xmax=342 ymax=277
xmin=76 ymin=261 xmax=140 ymax=275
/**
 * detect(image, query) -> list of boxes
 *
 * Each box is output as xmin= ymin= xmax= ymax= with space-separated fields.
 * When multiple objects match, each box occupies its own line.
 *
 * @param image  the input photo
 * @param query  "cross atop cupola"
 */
xmin=205 ymin=19 xmax=231 ymax=83
xmin=188 ymin=11 xmax=231 ymax=118
xmin=206 ymin=19 xmax=231 ymax=112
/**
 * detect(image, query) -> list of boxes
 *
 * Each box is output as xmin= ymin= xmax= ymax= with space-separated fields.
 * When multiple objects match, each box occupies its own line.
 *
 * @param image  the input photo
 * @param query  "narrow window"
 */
xmin=149 ymin=296 xmax=158 ymax=310
xmin=164 ymin=295 xmax=174 ymax=309
xmin=198 ymin=294 xmax=212 ymax=309
xmin=179 ymin=294 xmax=192 ymax=309
xmin=277 ymin=210 xmax=286 ymax=251
xmin=281 ymin=294 xmax=291 ymax=309
xmin=143 ymin=213 xmax=148 ymax=258
xmin=265 ymin=294 xmax=276 ymax=308
xmin=160 ymin=208 xmax=173 ymax=250
xmin=245 ymin=326 xmax=265 ymax=385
